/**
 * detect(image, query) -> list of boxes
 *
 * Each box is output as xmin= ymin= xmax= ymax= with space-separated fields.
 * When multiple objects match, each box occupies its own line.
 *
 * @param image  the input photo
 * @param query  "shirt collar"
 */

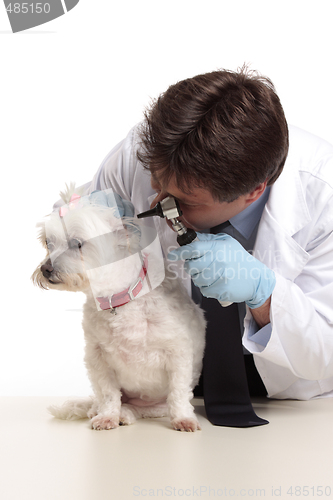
xmin=229 ymin=187 xmax=270 ymax=240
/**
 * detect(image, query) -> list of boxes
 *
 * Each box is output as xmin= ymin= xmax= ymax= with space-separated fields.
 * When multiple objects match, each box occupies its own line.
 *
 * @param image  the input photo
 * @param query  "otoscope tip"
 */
xmin=137 ymin=204 xmax=164 ymax=219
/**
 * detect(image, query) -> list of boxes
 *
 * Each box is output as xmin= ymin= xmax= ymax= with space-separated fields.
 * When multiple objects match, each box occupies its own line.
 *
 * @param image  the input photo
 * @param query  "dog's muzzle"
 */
xmin=40 ymin=260 xmax=63 ymax=285
xmin=41 ymin=260 xmax=54 ymax=278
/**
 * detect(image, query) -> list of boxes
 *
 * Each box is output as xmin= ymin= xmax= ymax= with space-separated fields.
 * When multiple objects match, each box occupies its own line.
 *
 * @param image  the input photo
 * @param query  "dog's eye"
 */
xmin=45 ymin=239 xmax=55 ymax=251
xmin=69 ymin=238 xmax=83 ymax=250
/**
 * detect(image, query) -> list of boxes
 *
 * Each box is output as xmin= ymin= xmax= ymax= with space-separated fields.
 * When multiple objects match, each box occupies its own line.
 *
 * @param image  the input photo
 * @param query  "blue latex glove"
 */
xmin=168 ymin=232 xmax=276 ymax=309
xmin=89 ymin=190 xmax=134 ymax=218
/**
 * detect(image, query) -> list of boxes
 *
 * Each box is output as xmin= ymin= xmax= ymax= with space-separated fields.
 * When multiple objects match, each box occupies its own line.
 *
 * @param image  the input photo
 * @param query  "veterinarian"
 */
xmin=80 ymin=68 xmax=333 ymax=410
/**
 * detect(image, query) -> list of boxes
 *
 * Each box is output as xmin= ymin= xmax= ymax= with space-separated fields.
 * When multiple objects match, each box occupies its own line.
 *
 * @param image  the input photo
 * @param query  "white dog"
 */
xmin=32 ymin=185 xmax=206 ymax=431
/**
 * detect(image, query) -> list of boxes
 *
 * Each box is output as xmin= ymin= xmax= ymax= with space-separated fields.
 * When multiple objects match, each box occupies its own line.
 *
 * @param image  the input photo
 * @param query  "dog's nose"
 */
xmin=41 ymin=261 xmax=54 ymax=278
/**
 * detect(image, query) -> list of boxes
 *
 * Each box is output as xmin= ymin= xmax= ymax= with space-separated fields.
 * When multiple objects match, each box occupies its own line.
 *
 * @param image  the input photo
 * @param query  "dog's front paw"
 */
xmin=91 ymin=414 xmax=119 ymax=430
xmin=171 ymin=417 xmax=201 ymax=432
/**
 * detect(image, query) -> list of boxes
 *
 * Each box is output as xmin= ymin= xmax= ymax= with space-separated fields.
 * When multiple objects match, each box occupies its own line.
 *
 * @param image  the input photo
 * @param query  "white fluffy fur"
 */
xmin=32 ymin=186 xmax=206 ymax=431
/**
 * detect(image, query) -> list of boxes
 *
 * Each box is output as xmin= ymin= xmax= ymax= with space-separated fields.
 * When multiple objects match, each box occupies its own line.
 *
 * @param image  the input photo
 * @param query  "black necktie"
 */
xmin=201 ymin=221 xmax=269 ymax=427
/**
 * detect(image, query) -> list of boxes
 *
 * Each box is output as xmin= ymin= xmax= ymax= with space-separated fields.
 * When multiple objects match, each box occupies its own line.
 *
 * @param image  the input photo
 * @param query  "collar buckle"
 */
xmin=128 ymin=276 xmax=143 ymax=301
xmin=108 ymin=295 xmax=117 ymax=315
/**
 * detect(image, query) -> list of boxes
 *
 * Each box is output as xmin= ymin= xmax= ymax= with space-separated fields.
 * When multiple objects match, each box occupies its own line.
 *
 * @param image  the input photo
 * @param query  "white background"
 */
xmin=0 ymin=0 xmax=332 ymax=396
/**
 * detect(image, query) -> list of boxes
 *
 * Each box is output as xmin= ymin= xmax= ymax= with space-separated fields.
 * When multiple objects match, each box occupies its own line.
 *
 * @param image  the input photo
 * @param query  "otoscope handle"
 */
xmin=176 ymin=228 xmax=197 ymax=246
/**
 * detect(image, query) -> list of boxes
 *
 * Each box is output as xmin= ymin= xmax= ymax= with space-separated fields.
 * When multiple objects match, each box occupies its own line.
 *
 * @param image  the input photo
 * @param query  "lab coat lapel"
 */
xmin=254 ymin=211 xmax=310 ymax=280
xmin=254 ymin=163 xmax=311 ymax=279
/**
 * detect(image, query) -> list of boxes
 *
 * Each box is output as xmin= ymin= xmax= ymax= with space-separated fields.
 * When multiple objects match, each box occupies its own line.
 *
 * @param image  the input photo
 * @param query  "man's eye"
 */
xmin=69 ymin=238 xmax=83 ymax=249
xmin=179 ymin=201 xmax=195 ymax=209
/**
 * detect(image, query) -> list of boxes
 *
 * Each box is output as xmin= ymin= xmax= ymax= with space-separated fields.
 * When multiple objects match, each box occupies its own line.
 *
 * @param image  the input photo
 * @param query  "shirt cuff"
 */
xmin=243 ymin=315 xmax=272 ymax=352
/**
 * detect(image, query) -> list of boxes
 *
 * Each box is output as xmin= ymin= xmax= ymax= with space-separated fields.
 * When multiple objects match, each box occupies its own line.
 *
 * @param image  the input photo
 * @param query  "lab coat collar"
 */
xmin=253 ymin=161 xmax=312 ymax=279
xmin=263 ymin=157 xmax=311 ymax=237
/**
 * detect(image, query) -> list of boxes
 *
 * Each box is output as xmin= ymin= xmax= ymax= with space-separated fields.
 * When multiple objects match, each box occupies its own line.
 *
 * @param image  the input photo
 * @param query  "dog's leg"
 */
xmin=166 ymin=354 xmax=201 ymax=432
xmin=85 ymin=344 xmax=122 ymax=430
xmin=90 ymin=383 xmax=122 ymax=430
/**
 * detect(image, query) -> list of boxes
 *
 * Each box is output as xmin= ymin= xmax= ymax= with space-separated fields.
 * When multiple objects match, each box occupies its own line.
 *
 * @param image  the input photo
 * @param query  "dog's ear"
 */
xmin=120 ymin=217 xmax=159 ymax=255
xmin=36 ymin=221 xmax=47 ymax=247
xmin=59 ymin=183 xmax=85 ymax=205
xmin=114 ymin=217 xmax=142 ymax=252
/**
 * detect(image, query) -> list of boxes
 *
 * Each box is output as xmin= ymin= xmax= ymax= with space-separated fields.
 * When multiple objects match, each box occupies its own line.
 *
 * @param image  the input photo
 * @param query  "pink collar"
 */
xmin=96 ymin=254 xmax=149 ymax=314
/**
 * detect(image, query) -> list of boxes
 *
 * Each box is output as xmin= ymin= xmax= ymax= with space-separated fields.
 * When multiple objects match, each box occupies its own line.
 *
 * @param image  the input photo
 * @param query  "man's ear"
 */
xmin=245 ymin=180 xmax=268 ymax=204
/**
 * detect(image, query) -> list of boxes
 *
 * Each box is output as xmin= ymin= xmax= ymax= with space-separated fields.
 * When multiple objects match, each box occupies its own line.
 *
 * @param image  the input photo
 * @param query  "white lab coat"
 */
xmin=86 ymin=124 xmax=333 ymax=401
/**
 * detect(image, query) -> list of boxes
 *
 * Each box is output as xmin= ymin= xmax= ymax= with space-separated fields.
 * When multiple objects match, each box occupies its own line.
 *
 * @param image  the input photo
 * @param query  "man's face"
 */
xmin=150 ymin=174 xmax=253 ymax=231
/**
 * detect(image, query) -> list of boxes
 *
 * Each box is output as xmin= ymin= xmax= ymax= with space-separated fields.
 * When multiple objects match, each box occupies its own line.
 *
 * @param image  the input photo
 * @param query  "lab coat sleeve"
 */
xmin=86 ymin=125 xmax=140 ymax=201
xmin=244 ymin=229 xmax=333 ymax=381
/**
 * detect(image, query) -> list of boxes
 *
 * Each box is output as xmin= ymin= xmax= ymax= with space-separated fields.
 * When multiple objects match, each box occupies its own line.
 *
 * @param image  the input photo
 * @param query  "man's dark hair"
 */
xmin=137 ymin=67 xmax=289 ymax=202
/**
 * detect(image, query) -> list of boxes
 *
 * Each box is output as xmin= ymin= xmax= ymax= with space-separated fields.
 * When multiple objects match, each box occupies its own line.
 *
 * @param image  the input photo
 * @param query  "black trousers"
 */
xmin=193 ymin=354 xmax=267 ymax=398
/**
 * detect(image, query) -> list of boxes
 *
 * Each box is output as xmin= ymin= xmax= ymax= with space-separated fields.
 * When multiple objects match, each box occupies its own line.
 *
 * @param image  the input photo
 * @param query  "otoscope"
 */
xmin=137 ymin=196 xmax=232 ymax=306
xmin=137 ymin=196 xmax=197 ymax=246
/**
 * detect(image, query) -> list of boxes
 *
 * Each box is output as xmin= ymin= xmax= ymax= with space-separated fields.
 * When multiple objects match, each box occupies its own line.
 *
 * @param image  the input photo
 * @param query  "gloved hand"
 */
xmin=168 ymin=232 xmax=276 ymax=309
xmin=89 ymin=190 xmax=134 ymax=218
